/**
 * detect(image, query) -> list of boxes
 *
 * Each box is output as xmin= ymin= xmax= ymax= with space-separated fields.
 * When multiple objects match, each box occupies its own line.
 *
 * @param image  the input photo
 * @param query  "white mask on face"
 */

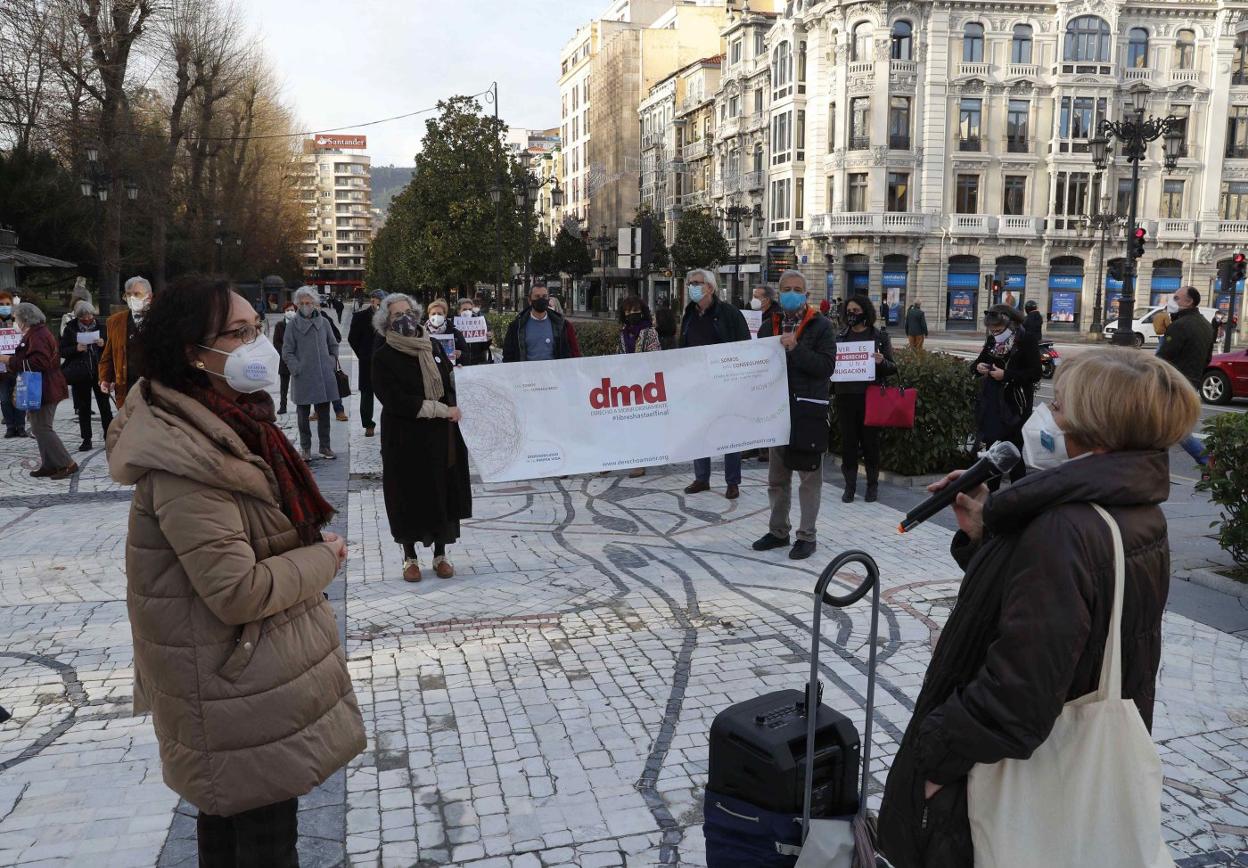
xmin=284 ymin=310 xmax=296 ymax=321
xmin=197 ymin=334 xmax=281 ymax=394
xmin=428 ymin=313 xmax=446 ymax=328
xmin=749 ymin=297 xmax=763 ymax=310
xmin=472 ymin=307 xmax=481 ymax=316
xmin=127 ymin=295 xmax=149 ymax=315
xmin=1021 ymin=403 xmax=1070 ymax=471
xmin=1166 ymin=298 xmax=1181 ymax=315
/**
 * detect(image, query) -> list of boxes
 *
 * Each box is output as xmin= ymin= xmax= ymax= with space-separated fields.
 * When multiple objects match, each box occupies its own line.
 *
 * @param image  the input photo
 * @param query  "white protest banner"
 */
xmin=831 ymin=340 xmax=876 ymax=383
xmin=76 ymin=330 xmax=100 ymax=345
xmin=454 ymin=315 xmax=488 ymax=344
xmin=0 ymin=328 xmax=19 ymax=354
xmin=456 ymin=337 xmax=791 ymax=482
xmin=743 ymin=309 xmax=762 ymax=339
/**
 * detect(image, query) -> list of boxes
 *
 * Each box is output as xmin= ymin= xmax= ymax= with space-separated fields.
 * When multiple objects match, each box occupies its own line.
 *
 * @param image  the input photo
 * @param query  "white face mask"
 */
xmin=1166 ymin=298 xmax=1181 ymax=314
xmin=749 ymin=297 xmax=763 ymax=310
xmin=428 ymin=313 xmax=446 ymax=328
xmin=472 ymin=307 xmax=481 ymax=316
xmin=1021 ymin=403 xmax=1070 ymax=471
xmin=197 ymin=334 xmax=281 ymax=394
xmin=284 ymin=310 xmax=296 ymax=321
xmin=128 ymin=295 xmax=149 ymax=315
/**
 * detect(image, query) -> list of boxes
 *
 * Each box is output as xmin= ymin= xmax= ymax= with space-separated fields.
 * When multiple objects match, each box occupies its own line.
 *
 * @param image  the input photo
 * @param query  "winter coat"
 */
xmin=281 ymin=311 xmax=340 ymax=406
xmin=371 ymin=339 xmax=472 ymax=545
xmin=758 ymin=308 xmax=837 ymax=401
xmin=9 ymin=323 xmax=68 ymax=405
xmin=59 ymin=318 xmax=106 ymax=387
xmin=904 ymin=306 xmax=929 ymax=337
xmin=502 ymin=308 xmax=575 ymax=362
xmin=972 ymin=327 xmax=1041 ymax=444
xmin=105 ymin=379 xmax=365 ymax=817
xmin=272 ymin=318 xmax=292 ymax=378
xmin=655 ymin=307 xmax=679 ymax=350
xmin=679 ymin=296 xmax=751 ymax=347
xmin=832 ymin=325 xmax=897 ymax=396
xmin=878 ymin=450 xmax=1172 ymax=868
xmin=347 ymin=308 xmax=378 ymax=387
xmin=616 ymin=326 xmax=662 ymax=354
xmin=1158 ymin=307 xmax=1214 ymax=389
xmin=98 ymin=310 xmax=140 ymax=406
xmin=1024 ymin=310 xmax=1045 ymax=340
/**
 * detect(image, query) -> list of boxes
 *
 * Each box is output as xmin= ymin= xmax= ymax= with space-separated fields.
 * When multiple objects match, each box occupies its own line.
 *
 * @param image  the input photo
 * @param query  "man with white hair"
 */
xmin=680 ymin=268 xmax=751 ymax=499
xmin=99 ymin=275 xmax=152 ymax=407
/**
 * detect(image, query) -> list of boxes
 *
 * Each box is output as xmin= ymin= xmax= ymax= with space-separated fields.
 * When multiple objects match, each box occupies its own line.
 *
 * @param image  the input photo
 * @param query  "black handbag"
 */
xmin=61 ymin=351 xmax=95 ymax=388
xmin=335 ymin=360 xmax=351 ymax=399
xmin=784 ymin=397 xmax=829 ymax=472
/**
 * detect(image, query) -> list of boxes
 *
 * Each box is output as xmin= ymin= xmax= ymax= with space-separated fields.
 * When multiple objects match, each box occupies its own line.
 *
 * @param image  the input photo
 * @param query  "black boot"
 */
xmin=841 ymin=464 xmax=857 ymax=503
xmin=865 ymin=467 xmax=879 ymax=503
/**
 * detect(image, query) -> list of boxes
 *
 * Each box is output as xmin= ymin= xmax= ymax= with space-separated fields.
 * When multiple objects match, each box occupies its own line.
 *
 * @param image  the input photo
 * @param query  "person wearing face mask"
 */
xmin=99 ymin=275 xmax=152 ymax=409
xmin=752 ymin=271 xmax=837 ymax=560
xmin=502 ymin=285 xmax=578 ymax=362
xmin=878 ymin=348 xmax=1199 ymax=868
xmin=833 ymin=294 xmax=897 ymax=502
xmin=281 ymin=286 xmax=340 ymax=461
xmin=348 ymin=289 xmax=387 ymax=434
xmin=105 ymin=276 xmax=364 ymax=867
xmin=271 ymin=302 xmax=298 ymax=414
xmin=972 ymin=304 xmax=1041 ymax=490
xmin=750 ymin=284 xmax=777 ymax=317
xmin=370 ymin=293 xmax=472 ymax=583
xmin=0 ymin=302 xmax=73 ymax=478
xmin=613 ymin=296 xmax=663 ymax=478
xmin=455 ymin=297 xmax=493 ymax=366
xmin=0 ymin=289 xmax=26 ymax=439
xmin=59 ymin=300 xmax=111 ymax=451
xmin=423 ymin=298 xmax=468 ymax=365
xmin=680 ymin=268 xmax=752 ymax=499
xmin=1157 ymin=286 xmax=1215 ymax=469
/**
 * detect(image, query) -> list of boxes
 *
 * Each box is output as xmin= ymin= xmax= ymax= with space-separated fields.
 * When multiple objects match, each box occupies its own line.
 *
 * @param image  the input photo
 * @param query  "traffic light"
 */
xmin=991 ymin=277 xmax=1003 ymax=296
xmin=1107 ymin=260 xmax=1124 ymax=282
xmin=1233 ymin=252 xmax=1246 ymax=285
xmin=1129 ymin=226 xmax=1147 ymax=259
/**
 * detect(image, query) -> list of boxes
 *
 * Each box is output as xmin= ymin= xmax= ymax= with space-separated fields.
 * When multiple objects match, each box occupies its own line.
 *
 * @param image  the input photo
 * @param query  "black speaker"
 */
xmin=707 ymin=688 xmax=861 ymax=818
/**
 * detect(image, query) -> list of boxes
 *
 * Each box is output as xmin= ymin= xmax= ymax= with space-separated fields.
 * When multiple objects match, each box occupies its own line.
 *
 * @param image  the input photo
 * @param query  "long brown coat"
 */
xmin=107 ymin=379 xmax=365 ymax=816
xmin=98 ymin=309 xmax=134 ymax=406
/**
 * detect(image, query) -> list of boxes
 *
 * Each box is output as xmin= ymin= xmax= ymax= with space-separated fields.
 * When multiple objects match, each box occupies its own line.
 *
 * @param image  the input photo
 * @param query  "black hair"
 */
xmin=139 ymin=274 xmax=234 ymax=392
xmin=1183 ymin=286 xmax=1201 ymax=306
xmin=618 ymin=295 xmax=652 ymax=324
xmin=845 ymin=294 xmax=876 ymax=327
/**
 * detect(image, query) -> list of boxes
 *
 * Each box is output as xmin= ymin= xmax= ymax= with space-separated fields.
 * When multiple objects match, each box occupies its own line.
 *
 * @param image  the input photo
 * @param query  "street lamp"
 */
xmin=511 ymin=170 xmax=563 ymax=308
xmin=213 ymin=216 xmax=242 ymax=274
xmin=1082 ymin=191 xmax=1126 ymax=334
xmin=592 ymin=224 xmax=614 ymax=316
xmin=1091 ymin=84 xmax=1183 ymax=346
xmin=715 ymin=200 xmax=762 ymax=306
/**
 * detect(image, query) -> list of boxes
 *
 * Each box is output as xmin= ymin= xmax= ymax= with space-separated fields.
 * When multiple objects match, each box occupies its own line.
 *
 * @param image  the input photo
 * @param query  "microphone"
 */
xmin=897 ymin=441 xmax=1021 ymax=533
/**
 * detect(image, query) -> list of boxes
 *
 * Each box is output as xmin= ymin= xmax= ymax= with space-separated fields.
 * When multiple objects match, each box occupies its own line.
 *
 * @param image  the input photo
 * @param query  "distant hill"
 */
xmin=371 ymin=165 xmax=415 ymax=214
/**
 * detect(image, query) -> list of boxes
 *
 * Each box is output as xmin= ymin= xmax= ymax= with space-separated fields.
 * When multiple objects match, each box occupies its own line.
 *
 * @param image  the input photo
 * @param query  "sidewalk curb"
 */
xmin=1177 ymin=566 xmax=1248 ymax=600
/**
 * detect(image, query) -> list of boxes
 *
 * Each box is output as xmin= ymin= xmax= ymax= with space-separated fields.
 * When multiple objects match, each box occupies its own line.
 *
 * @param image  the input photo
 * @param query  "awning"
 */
xmin=0 ymin=248 xmax=77 ymax=268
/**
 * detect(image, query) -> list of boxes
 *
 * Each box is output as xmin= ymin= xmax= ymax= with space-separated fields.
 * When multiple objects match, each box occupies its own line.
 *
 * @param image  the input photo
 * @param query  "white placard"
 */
xmin=742 ymin=309 xmax=763 ymax=339
xmin=432 ymin=333 xmax=456 ymax=357
xmin=456 ymin=337 xmax=791 ymax=482
xmin=454 ymin=315 xmax=488 ymax=344
xmin=76 ymin=330 xmax=100 ymax=345
xmin=0 ymin=327 xmax=19 ymax=354
xmin=831 ymin=340 xmax=876 ymax=383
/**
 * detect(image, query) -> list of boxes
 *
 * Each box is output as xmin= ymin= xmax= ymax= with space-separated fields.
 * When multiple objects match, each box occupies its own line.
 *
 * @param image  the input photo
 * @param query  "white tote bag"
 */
xmin=967 ymin=504 xmax=1173 ymax=868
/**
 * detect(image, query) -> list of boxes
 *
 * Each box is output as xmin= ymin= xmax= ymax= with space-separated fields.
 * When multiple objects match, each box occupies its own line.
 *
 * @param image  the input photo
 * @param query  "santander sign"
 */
xmin=589 ymin=373 xmax=667 ymax=409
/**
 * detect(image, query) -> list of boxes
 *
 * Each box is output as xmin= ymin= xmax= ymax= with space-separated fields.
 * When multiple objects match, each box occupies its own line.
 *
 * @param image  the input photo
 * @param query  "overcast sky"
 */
xmin=237 ymin=0 xmax=604 ymax=166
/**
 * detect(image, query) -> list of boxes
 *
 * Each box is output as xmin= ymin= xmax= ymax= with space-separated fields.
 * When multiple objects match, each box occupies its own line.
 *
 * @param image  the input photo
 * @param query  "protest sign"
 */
xmin=76 ymin=330 xmax=100 ymax=345
xmin=454 ymin=315 xmax=488 ymax=344
xmin=743 ymin=309 xmax=762 ymax=338
xmin=831 ymin=340 xmax=876 ymax=383
xmin=0 ymin=328 xmax=19 ymax=354
xmin=432 ymin=333 xmax=456 ymax=358
xmin=455 ymin=337 xmax=790 ymax=482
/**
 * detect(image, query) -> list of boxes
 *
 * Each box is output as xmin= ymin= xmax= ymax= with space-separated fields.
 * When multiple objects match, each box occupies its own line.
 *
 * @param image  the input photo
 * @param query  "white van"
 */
xmin=1102 ymin=304 xmax=1218 ymax=347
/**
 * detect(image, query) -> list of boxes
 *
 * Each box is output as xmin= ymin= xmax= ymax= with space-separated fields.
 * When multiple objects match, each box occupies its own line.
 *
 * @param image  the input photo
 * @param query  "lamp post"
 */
xmin=592 ymin=224 xmax=614 ymax=316
xmin=212 ymin=216 xmax=242 ymax=275
xmin=1090 ymin=84 xmax=1183 ymax=346
xmin=715 ymin=199 xmax=762 ymax=306
xmin=1081 ymin=192 xmax=1126 ymax=334
xmin=512 ymin=168 xmax=563 ymax=308
xmin=80 ymin=145 xmax=139 ymax=305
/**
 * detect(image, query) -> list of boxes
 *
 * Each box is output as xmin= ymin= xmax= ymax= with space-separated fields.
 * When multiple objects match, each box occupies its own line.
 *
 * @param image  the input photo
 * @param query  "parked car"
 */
xmin=1103 ymin=304 xmax=1218 ymax=347
xmin=1202 ymin=347 xmax=1248 ymax=404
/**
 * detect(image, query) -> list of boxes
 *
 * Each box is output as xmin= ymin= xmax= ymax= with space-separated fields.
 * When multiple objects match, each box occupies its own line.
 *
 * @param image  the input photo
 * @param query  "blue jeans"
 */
xmin=694 ymin=453 xmax=742 ymax=486
xmin=1179 ymin=433 xmax=1207 ymax=466
xmin=0 ymin=378 xmax=25 ymax=434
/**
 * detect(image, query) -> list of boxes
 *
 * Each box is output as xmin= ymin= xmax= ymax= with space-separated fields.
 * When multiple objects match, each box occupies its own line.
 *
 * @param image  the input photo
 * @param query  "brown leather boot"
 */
xmin=402 ymin=559 xmax=422 ymax=583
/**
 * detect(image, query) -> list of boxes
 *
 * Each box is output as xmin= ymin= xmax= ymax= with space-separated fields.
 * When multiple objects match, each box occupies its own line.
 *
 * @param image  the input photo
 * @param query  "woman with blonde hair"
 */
xmin=880 ymin=347 xmax=1200 ymax=868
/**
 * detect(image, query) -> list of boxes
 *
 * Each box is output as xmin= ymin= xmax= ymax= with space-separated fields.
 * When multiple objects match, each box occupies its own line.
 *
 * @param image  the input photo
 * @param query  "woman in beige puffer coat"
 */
xmin=107 ymin=276 xmax=364 ymax=866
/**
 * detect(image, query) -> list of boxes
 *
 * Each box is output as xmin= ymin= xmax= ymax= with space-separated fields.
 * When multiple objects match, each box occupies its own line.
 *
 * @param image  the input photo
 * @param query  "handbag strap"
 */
xmin=1089 ymin=504 xmax=1125 ymax=702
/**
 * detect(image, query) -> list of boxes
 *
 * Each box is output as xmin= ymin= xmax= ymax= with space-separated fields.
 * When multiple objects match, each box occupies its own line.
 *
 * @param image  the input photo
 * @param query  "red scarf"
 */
xmin=185 ymin=385 xmax=335 ymax=546
xmin=768 ymin=305 xmax=818 ymax=341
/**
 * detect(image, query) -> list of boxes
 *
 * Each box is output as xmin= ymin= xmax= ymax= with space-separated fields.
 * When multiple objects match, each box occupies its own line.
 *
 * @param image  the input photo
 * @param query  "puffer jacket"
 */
xmin=878 ymin=450 xmax=1172 ymax=868
xmin=107 ymin=379 xmax=365 ymax=817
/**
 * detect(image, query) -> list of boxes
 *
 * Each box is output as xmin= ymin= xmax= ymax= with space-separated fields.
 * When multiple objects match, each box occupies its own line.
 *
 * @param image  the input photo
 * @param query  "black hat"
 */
xmin=984 ymin=304 xmax=1025 ymax=326
xmin=1024 ymin=299 xmax=1038 ymax=311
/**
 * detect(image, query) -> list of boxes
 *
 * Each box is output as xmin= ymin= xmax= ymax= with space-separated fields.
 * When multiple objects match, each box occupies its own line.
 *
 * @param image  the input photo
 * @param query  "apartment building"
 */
xmin=294 ymin=135 xmax=372 ymax=294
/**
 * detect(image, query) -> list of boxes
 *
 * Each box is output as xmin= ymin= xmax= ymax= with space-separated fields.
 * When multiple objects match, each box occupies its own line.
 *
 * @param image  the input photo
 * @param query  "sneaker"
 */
xmin=725 ymin=484 xmax=740 ymax=500
xmin=319 ymin=448 xmax=337 ymax=460
xmin=752 ymin=532 xmax=790 ymax=551
xmin=433 ymin=557 xmax=454 ymax=579
xmin=402 ymin=559 xmax=422 ymax=583
xmin=364 ymin=426 xmax=375 ymax=437
xmin=628 ymin=467 xmax=646 ymax=478
xmin=789 ymin=540 xmax=816 ymax=560
xmin=684 ymin=480 xmax=710 ymax=494
xmin=49 ymin=463 xmax=79 ymax=480
xmin=300 ymin=448 xmax=313 ymax=461
xmin=78 ymin=440 xmax=93 ymax=452
xmin=335 ymin=412 xmax=348 ymax=422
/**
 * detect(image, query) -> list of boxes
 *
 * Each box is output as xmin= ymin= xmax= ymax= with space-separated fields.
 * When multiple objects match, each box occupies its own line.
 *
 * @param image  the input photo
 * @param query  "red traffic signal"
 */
xmin=1129 ymin=226 xmax=1147 ymax=259
xmin=1234 ymin=252 xmax=1247 ymax=283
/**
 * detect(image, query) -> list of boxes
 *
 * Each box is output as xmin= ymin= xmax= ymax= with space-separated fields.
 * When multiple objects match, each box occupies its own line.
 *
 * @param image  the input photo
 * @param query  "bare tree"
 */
xmin=0 ymin=0 xmax=58 ymax=151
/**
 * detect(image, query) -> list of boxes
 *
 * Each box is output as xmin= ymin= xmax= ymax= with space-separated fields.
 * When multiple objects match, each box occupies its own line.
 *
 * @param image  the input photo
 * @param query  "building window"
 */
xmin=1161 ymin=180 xmax=1184 ymax=218
xmin=850 ymin=97 xmax=870 ymax=149
xmin=731 ymin=39 xmax=742 ymax=65
xmin=772 ymin=111 xmax=792 ymax=164
xmin=755 ymin=30 xmax=765 ymax=57
xmin=889 ymin=96 xmax=911 ymax=149
xmin=1058 ymin=95 xmax=1107 ymax=152
xmin=729 ymin=94 xmax=740 ymax=118
xmin=1221 ymin=181 xmax=1248 ymax=220
xmin=826 ymin=176 xmax=835 ymax=211
xmin=1127 ymin=28 xmax=1149 ymax=69
xmin=754 ymin=88 xmax=764 ymax=113
xmin=1054 ymin=172 xmax=1095 ymax=223
xmin=1228 ymin=106 xmax=1248 ymax=158
xmin=795 ymin=177 xmax=805 ymax=229
xmin=1170 ymin=105 xmax=1189 ymax=157
xmin=852 ymin=22 xmax=873 ymax=62
xmin=1003 ymin=176 xmax=1026 ymax=215
xmin=1175 ymin=29 xmax=1195 ymax=70
xmin=963 ymin=23 xmax=984 ymax=63
xmin=1007 ymin=99 xmax=1029 ymax=152
xmin=887 ymin=172 xmax=909 ymax=211
xmin=770 ymin=178 xmax=791 ymax=231
xmin=1116 ymin=178 xmax=1134 ymax=216
xmin=773 ymin=41 xmax=792 ymax=96
xmin=956 ymin=175 xmax=979 ymax=213
xmin=753 ymin=144 xmax=763 ymax=173
xmin=828 ymin=102 xmax=837 ymax=152
xmin=892 ymin=21 xmax=913 ymax=60
xmin=848 ymin=173 xmax=868 ymax=211
xmin=1064 ymin=16 xmax=1110 ymax=63
xmin=1011 ymin=24 xmax=1033 ymax=64
xmin=959 ymin=98 xmax=982 ymax=151
xmin=798 ymin=41 xmax=807 ymax=91
xmin=796 ymin=109 xmax=806 ymax=160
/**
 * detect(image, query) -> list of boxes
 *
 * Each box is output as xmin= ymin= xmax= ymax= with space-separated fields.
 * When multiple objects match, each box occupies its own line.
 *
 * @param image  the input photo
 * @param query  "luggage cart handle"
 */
xmin=814 ymin=550 xmax=879 ymax=608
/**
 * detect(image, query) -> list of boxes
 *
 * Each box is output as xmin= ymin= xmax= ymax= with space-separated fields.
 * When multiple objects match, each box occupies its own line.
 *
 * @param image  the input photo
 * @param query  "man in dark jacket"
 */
xmin=1023 ymin=299 xmax=1044 ymax=339
xmin=348 ymin=289 xmax=385 ymax=437
xmin=502 ymin=284 xmax=577 ymax=362
xmin=1157 ymin=285 xmax=1214 ymax=466
xmin=904 ymin=301 xmax=928 ymax=350
xmin=751 ymin=271 xmax=836 ymax=560
xmin=680 ymin=268 xmax=751 ymax=498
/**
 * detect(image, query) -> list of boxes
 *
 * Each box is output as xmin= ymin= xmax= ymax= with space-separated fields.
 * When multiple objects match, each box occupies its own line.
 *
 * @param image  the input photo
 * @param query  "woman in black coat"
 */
xmin=58 ymin=300 xmax=112 ymax=451
xmin=832 ymin=294 xmax=897 ymax=503
xmin=371 ymin=293 xmax=472 ymax=584
xmin=972 ymin=304 xmax=1042 ymax=489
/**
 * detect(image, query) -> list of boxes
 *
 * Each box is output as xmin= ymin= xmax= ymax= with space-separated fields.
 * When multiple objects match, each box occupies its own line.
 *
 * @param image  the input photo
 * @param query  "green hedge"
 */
xmin=829 ymin=348 xmax=979 ymax=476
xmin=1197 ymin=411 xmax=1248 ymax=571
xmin=574 ymin=320 xmax=622 ymax=357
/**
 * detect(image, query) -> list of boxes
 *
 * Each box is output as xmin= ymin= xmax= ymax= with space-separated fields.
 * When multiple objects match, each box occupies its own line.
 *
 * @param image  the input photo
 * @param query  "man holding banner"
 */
xmin=502 ymin=285 xmax=577 ymax=363
xmin=751 ymin=271 xmax=836 ymax=560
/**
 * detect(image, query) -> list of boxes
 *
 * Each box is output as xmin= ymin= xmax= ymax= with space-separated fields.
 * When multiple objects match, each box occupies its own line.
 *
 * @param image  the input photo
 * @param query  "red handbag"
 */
xmin=864 ymin=385 xmax=916 ymax=428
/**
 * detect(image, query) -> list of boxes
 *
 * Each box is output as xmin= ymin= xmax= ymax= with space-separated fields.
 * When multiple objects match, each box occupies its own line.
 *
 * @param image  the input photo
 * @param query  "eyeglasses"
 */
xmin=215 ymin=320 xmax=264 ymax=344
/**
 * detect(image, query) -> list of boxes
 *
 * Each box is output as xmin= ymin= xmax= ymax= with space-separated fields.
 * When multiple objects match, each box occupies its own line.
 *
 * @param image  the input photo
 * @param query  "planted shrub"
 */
xmin=1196 ymin=410 xmax=1248 ymax=573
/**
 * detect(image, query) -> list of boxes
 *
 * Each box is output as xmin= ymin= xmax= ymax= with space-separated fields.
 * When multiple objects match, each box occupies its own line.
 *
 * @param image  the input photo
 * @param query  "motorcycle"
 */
xmin=1040 ymin=341 xmax=1060 ymax=379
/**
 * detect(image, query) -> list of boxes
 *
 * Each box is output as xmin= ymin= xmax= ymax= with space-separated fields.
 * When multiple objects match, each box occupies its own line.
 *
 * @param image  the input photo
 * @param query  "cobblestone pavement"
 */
xmin=0 ymin=358 xmax=1246 ymax=867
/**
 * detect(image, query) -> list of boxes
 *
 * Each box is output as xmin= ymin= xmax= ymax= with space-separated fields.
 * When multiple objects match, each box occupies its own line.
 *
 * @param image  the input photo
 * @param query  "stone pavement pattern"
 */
xmin=0 ymin=362 xmax=1245 ymax=867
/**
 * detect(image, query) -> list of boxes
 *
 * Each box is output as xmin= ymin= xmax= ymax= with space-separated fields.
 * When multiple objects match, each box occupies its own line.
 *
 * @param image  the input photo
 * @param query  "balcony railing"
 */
xmin=1170 ymin=69 xmax=1200 ymax=83
xmin=958 ymin=137 xmax=982 ymax=152
xmin=1006 ymin=138 xmax=1029 ymax=153
xmin=890 ymin=60 xmax=917 ymax=75
xmin=999 ymin=216 xmax=1043 ymax=237
xmin=1228 ymin=146 xmax=1248 ymax=159
xmin=744 ymin=111 xmax=765 ymax=131
xmin=1201 ymin=219 xmax=1248 ymax=237
xmin=684 ymin=138 xmax=709 ymax=160
xmin=1006 ymin=64 xmax=1039 ymax=78
xmin=1157 ymin=219 xmax=1195 ymax=240
xmin=958 ymin=62 xmax=991 ymax=77
xmin=743 ymin=171 xmax=763 ymax=190
xmin=951 ymin=214 xmax=992 ymax=235
xmin=1122 ymin=68 xmax=1151 ymax=81
xmin=889 ymin=134 xmax=911 ymax=150
xmin=719 ymin=115 xmax=741 ymax=138
xmin=849 ymin=135 xmax=870 ymax=151
xmin=848 ymin=61 xmax=874 ymax=75
xmin=810 ymin=212 xmax=932 ymax=236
